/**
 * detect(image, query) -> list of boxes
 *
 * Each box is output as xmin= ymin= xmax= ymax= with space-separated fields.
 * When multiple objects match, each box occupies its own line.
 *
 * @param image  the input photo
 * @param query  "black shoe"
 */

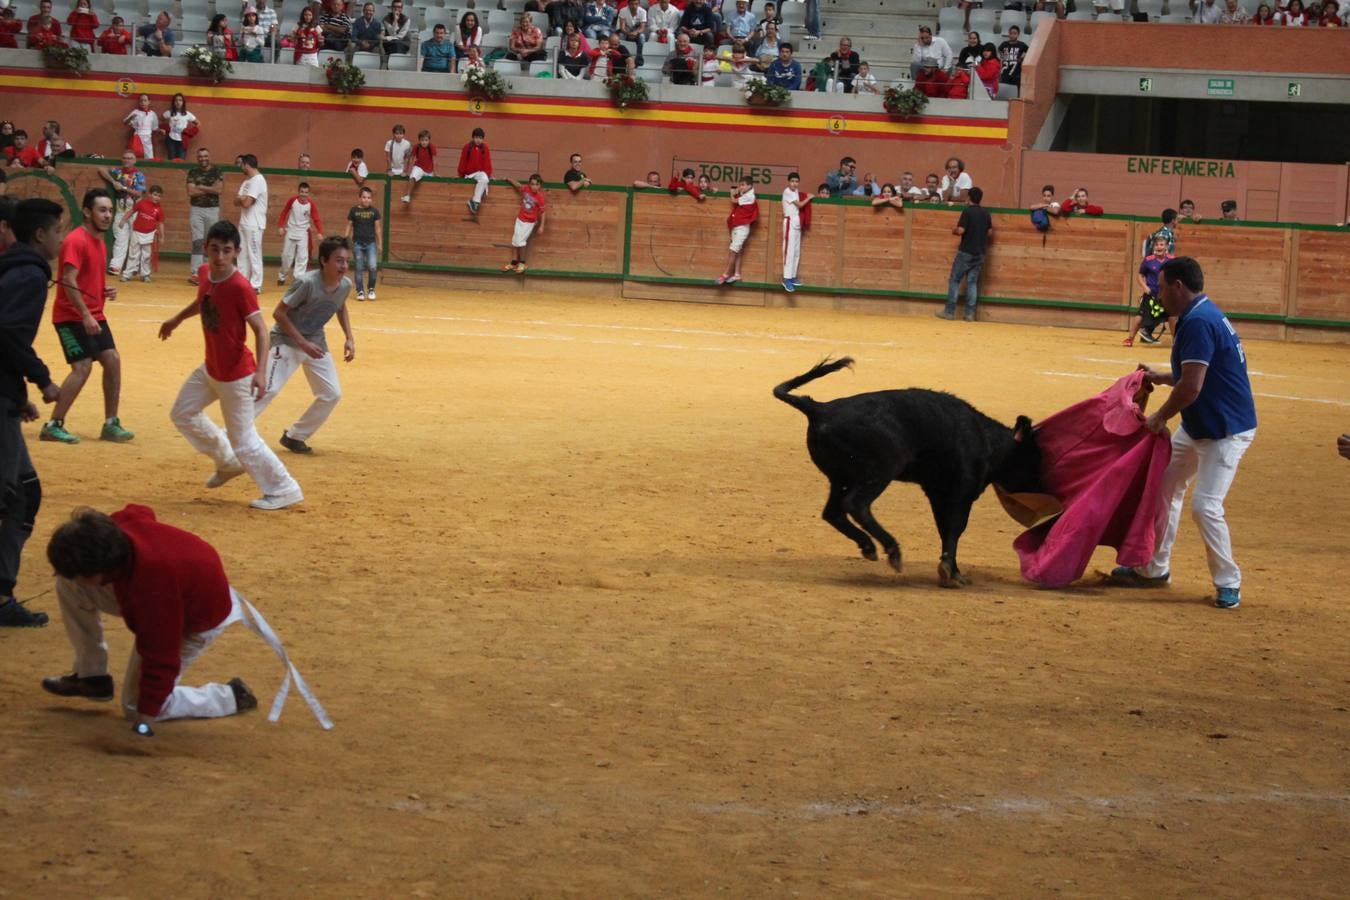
xmin=42 ymin=673 xmax=114 ymax=701
xmin=1139 ymin=329 xmax=1160 ymax=344
xmin=0 ymin=597 xmax=48 ymax=628
xmin=229 ymin=677 xmax=258 ymax=712
xmin=279 ymin=432 xmax=312 ymax=454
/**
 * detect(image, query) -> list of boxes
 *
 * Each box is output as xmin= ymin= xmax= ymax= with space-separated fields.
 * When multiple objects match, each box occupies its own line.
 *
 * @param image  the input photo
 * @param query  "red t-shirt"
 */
xmin=131 ymin=197 xmax=165 ymax=233
xmin=198 ymin=267 xmax=260 ymax=382
xmin=109 ymin=504 xmax=233 ymax=717
xmin=0 ymin=18 xmax=22 ymax=47
xmin=411 ymin=142 xmax=436 ymax=173
xmin=53 ymin=226 xmax=108 ymax=324
xmin=457 ymin=141 xmax=491 ymax=177
xmin=97 ymin=25 xmax=129 ymax=53
xmin=516 ymin=186 xmax=546 ymax=223
xmin=66 ymin=9 xmax=99 ymax=42
xmin=4 ymin=145 xmax=42 ymax=168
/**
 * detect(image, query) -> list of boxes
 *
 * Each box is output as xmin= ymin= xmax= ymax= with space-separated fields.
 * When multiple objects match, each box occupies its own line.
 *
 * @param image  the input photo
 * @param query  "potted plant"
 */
xmin=603 ymin=72 xmax=649 ymax=108
xmin=325 ymin=57 xmax=366 ymax=94
xmin=883 ymin=85 xmax=928 ymax=118
xmin=184 ymin=45 xmax=233 ymax=83
xmin=41 ymin=43 xmax=91 ymax=76
xmin=743 ymin=77 xmax=791 ymax=107
xmin=463 ymin=65 xmax=508 ymax=100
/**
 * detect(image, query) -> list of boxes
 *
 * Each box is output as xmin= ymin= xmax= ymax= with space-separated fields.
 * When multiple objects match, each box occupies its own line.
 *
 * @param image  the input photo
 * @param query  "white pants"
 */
xmin=466 ymin=170 xmax=490 ymax=203
xmin=239 ymin=225 xmax=264 ymax=290
xmin=109 ymin=214 xmax=134 ymax=272
xmin=729 ymin=224 xmax=750 ymax=253
xmin=170 ymin=365 xmax=300 ymax=497
xmin=1143 ymin=426 xmax=1256 ymax=588
xmin=56 ymin=578 xmax=333 ymax=728
xmin=124 ymin=231 xmax=156 ymax=278
xmin=511 ymin=218 xmax=536 ymax=248
xmin=782 ymin=217 xmax=801 ymax=279
xmin=253 ymin=343 xmax=342 ymax=442
xmin=280 ymin=234 xmax=309 ymax=281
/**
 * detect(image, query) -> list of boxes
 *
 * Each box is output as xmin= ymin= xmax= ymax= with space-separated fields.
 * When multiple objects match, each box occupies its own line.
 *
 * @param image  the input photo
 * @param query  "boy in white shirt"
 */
xmin=781 ymin=171 xmax=811 ymax=292
xmin=346 ymin=148 xmax=368 ymax=187
xmin=275 ymin=182 xmax=325 ymax=286
xmin=384 ymin=124 xmax=411 ymax=177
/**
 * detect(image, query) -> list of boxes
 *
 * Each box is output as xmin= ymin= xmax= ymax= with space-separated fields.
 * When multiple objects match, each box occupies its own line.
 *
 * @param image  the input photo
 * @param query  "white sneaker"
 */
xmin=367 ymin=290 xmax=376 ymax=300
xmin=205 ymin=464 xmax=245 ymax=488
xmin=356 ymin=290 xmax=365 ymax=300
xmin=401 ymin=195 xmax=411 ymax=204
xmin=250 ymin=489 xmax=304 ymax=511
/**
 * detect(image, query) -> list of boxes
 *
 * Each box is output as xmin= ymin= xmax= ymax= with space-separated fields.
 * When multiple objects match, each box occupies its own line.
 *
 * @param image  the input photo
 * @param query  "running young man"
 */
xmin=253 ymin=236 xmax=355 ymax=454
xmin=780 ymin=171 xmax=810 ymax=293
xmin=43 ymin=188 xmax=134 ymax=445
xmin=160 ymin=220 xmax=303 ymax=510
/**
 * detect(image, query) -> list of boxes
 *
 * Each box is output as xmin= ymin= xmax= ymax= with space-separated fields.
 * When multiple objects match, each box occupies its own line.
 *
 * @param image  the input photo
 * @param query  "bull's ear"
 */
xmin=1013 ymin=415 xmax=1034 ymax=442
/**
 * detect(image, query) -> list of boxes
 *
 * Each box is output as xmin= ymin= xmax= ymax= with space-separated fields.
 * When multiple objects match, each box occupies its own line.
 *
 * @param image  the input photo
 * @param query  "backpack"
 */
xmin=1030 ymin=207 xmax=1051 ymax=245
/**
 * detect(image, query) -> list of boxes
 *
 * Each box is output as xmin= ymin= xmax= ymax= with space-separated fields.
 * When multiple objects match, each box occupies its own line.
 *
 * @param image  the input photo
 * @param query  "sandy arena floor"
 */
xmin=1 ymin=281 xmax=1348 ymax=897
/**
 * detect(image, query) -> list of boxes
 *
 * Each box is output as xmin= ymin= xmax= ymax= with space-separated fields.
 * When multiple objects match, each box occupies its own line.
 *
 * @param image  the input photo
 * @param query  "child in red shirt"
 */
xmin=457 ymin=126 xmax=492 ymax=215
xmin=120 ymin=185 xmax=166 ymax=282
xmin=292 ymin=6 xmax=321 ymax=65
xmin=0 ymin=8 xmax=22 ymax=48
xmin=158 ymin=220 xmax=303 ymax=511
xmin=401 ymin=129 xmax=437 ymax=207
xmin=717 ymin=177 xmax=759 ymax=285
xmin=97 ymin=15 xmax=132 ymax=53
xmin=667 ymin=167 xmax=706 ymax=201
xmin=66 ymin=0 xmax=100 ymax=49
xmin=503 ymin=174 xmax=546 ymax=274
xmin=4 ymin=130 xmax=43 ymax=168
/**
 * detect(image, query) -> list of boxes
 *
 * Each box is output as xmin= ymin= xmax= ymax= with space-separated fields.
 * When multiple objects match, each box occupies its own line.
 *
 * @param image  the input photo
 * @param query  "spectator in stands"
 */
xmin=460 ymin=44 xmax=485 ymax=70
xmin=351 ymin=3 xmax=380 ymax=54
xmin=137 ymin=10 xmax=174 ymax=56
xmin=0 ymin=122 xmax=13 ymax=155
xmin=759 ymin=20 xmax=782 ymax=57
xmin=39 ymin=121 xmax=70 ymax=161
xmin=591 ymin=32 xmax=635 ymax=76
xmin=95 ymin=14 xmax=130 ymax=53
xmin=854 ymin=61 xmax=880 ymax=94
xmin=249 ymin=0 xmax=279 ymax=53
xmin=564 ymin=153 xmax=592 ymax=192
xmin=1318 ymin=0 xmax=1342 ymax=24
xmin=761 ymin=1 xmax=783 ymax=28
xmin=975 ymin=42 xmax=1000 ymax=98
xmin=667 ymin=168 xmax=706 ymax=201
xmin=698 ymin=173 xmax=714 ymax=195
xmin=41 ymin=135 xmax=74 ymax=174
xmin=508 ymin=11 xmax=547 ymax=65
xmin=1029 ymin=183 xmax=1060 ymax=216
xmin=957 ymin=0 xmax=983 ymax=30
xmin=633 ymin=171 xmax=663 ymax=189
xmin=560 ymin=19 xmax=593 ymax=53
xmin=649 ymin=0 xmax=682 ymax=45
xmin=825 ymin=157 xmax=858 ymax=194
xmin=699 ymin=44 xmax=720 ymax=86
xmin=239 ymin=11 xmax=266 ymax=61
xmin=998 ymin=25 xmax=1029 ymax=90
xmin=722 ymin=0 xmax=758 ymax=46
xmin=899 ymin=171 xmax=927 ymax=201
xmin=419 ymin=22 xmax=456 ymax=72
xmin=853 ymin=173 xmax=882 ymax=197
xmin=680 ymin=0 xmax=718 ymax=48
xmin=320 ymin=0 xmax=352 ymax=50
xmin=615 ymin=0 xmax=647 ymax=66
xmin=666 ymin=31 xmax=700 ymax=84
xmin=454 ymin=11 xmax=482 ymax=53
xmin=957 ymin=31 xmax=983 ymax=70
xmin=827 ymin=37 xmax=861 ymax=93
xmin=206 ymin=14 xmax=237 ymax=59
xmin=66 ymin=0 xmax=99 ymax=50
xmin=1179 ymin=198 xmax=1201 ymax=223
xmin=764 ymin=41 xmax=802 ymax=89
xmin=27 ymin=0 xmax=64 ymax=48
xmin=1092 ymin=0 xmax=1128 ymax=20
xmin=718 ymin=41 xmax=752 ymax=86
xmin=939 ymin=157 xmax=972 ymax=204
xmin=5 ymin=131 xmax=42 ymax=169
xmin=938 ymin=185 xmax=993 ymax=321
xmin=1218 ymin=0 xmax=1252 ymax=20
xmin=559 ymin=32 xmax=591 ymax=77
xmin=0 ymin=8 xmax=22 ymax=48
xmin=1220 ymin=199 xmax=1240 ymax=221
xmin=923 ymin=173 xmax=942 ymax=200
xmin=816 ymin=184 xmax=831 ymax=198
xmin=293 ymin=7 xmax=321 ymax=65
xmin=549 ymin=0 xmax=585 ymax=36
xmin=583 ymin=0 xmax=617 ymax=38
xmin=1191 ymin=0 xmax=1224 ymax=22
xmin=871 ymin=184 xmax=904 ymax=210
xmin=1276 ymin=0 xmax=1309 ymax=21
xmin=297 ymin=153 xmax=312 ymax=170
xmin=1252 ymin=2 xmax=1278 ymax=21
xmin=1061 ymin=187 xmax=1104 ymax=215
xmin=381 ymin=1 xmax=411 ymax=57
xmin=910 ymin=26 xmax=953 ymax=80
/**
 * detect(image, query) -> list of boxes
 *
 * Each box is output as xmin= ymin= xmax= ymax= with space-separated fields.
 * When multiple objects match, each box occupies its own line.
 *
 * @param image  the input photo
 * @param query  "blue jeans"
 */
xmin=806 ymin=0 xmax=820 ymax=35
xmin=945 ymin=250 xmax=983 ymax=315
xmin=353 ymin=241 xmax=378 ymax=293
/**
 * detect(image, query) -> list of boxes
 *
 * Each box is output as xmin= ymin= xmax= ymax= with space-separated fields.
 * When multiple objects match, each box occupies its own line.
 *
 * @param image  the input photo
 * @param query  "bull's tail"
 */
xmin=773 ymin=356 xmax=855 ymax=418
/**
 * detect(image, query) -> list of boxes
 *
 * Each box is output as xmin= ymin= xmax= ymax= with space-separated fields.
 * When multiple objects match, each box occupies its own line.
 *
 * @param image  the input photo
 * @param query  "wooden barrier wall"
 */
xmin=7 ymin=162 xmax=1348 ymax=342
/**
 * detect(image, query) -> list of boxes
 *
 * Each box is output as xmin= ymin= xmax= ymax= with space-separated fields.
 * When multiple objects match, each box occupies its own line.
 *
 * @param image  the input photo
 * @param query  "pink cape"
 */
xmin=1014 ymin=371 xmax=1172 ymax=588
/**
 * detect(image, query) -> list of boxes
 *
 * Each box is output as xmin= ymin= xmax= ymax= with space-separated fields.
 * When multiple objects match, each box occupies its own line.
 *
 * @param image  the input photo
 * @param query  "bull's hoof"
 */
xmin=860 ymin=545 xmax=878 ymax=562
xmin=887 ymin=549 xmax=903 ymax=573
xmin=937 ymin=559 xmax=969 ymax=588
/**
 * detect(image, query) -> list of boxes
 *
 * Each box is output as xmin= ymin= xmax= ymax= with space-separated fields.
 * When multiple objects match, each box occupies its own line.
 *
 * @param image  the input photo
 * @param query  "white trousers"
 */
xmin=239 ymin=225 xmax=265 ymax=290
xmin=56 ymin=578 xmax=333 ymax=728
xmin=467 ymin=170 xmax=490 ymax=204
xmin=782 ymin=217 xmax=801 ymax=279
xmin=279 ymin=234 xmax=309 ymax=280
xmin=1143 ymin=426 xmax=1256 ymax=588
xmin=170 ymin=365 xmax=300 ymax=497
xmin=124 ymin=231 xmax=156 ymax=278
xmin=109 ymin=216 xmax=134 ymax=272
xmin=253 ymin=343 xmax=342 ymax=442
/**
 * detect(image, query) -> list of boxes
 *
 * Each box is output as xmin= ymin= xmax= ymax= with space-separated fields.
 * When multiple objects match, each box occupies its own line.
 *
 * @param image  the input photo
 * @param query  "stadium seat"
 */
xmin=781 ymin=2 xmax=806 ymax=28
xmin=937 ymin=6 xmax=964 ymax=35
xmin=1028 ymin=10 xmax=1057 ymax=30
xmin=1160 ymin=11 xmax=1192 ymax=20
xmin=528 ymin=10 xmax=548 ymax=33
xmin=1137 ymin=0 xmax=1164 ymax=17
xmin=352 ymin=50 xmax=383 ymax=69
xmin=636 ymin=66 xmax=664 ymax=84
xmin=317 ymin=49 xmax=345 ymax=66
xmin=995 ymin=82 xmax=1018 ymax=100
xmin=486 ymin=9 xmax=514 ymax=34
xmin=386 ymin=51 xmax=416 ymax=69
xmin=530 ymin=59 xmax=555 ymax=76
xmin=544 ymin=34 xmax=561 ymax=51
xmin=968 ymin=8 xmax=996 ymax=32
xmin=1000 ymin=10 xmax=1027 ymax=33
xmin=481 ymin=30 xmax=508 ymax=48
xmin=423 ymin=6 xmax=452 ymax=29
xmin=1066 ymin=8 xmax=1097 ymax=18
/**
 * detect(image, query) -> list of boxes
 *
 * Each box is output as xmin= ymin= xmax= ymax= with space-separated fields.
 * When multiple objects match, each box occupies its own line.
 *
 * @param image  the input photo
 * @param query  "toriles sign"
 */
xmin=1126 ymin=156 xmax=1237 ymax=178
xmin=673 ymin=158 xmax=796 ymax=189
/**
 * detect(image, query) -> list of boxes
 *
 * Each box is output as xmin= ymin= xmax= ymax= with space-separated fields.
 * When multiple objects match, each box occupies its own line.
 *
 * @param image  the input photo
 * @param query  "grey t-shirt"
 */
xmin=272 ymin=269 xmax=351 ymax=352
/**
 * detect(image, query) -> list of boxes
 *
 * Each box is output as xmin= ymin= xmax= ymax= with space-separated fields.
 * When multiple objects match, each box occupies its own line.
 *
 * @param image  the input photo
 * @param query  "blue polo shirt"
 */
xmin=1171 ymin=294 xmax=1257 ymax=440
xmin=420 ymin=38 xmax=455 ymax=72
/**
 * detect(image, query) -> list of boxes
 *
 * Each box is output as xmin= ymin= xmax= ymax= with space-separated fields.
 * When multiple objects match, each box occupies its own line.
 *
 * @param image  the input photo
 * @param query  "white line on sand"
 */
xmin=1042 ymin=372 xmax=1349 ymax=406
xmin=1077 ymin=356 xmax=1287 ymax=378
xmin=414 ymin=314 xmax=903 ymax=348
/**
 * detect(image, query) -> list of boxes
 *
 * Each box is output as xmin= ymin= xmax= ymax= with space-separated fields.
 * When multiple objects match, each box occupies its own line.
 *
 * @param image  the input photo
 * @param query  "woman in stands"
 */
xmin=456 ymin=11 xmax=482 ymax=54
xmin=206 ymin=14 xmax=237 ymax=59
xmin=293 ymin=6 xmax=322 ymax=64
xmin=66 ymin=0 xmax=100 ymax=50
xmin=1277 ymin=0 xmax=1309 ymax=22
xmin=957 ymin=31 xmax=983 ymax=70
xmin=1251 ymin=3 xmax=1278 ymax=21
xmin=561 ymin=18 xmax=591 ymax=54
xmin=381 ymin=0 xmax=411 ymax=57
xmin=239 ymin=10 xmax=265 ymax=61
xmin=976 ymin=42 xmax=1001 ymax=99
xmin=558 ymin=32 xmax=590 ymax=78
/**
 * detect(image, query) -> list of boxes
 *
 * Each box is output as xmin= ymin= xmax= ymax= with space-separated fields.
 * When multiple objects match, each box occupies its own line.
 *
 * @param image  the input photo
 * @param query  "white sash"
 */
xmin=233 ymin=589 xmax=334 ymax=730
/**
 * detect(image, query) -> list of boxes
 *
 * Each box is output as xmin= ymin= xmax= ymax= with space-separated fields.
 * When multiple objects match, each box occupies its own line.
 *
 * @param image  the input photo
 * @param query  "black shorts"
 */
xmin=54 ymin=319 xmax=116 ymax=364
xmin=1137 ymin=294 xmax=1165 ymax=330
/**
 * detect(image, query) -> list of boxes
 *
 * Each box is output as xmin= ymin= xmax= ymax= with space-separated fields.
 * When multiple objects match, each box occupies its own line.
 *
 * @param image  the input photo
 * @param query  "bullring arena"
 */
xmin=3 ymin=17 xmax=1350 ymax=898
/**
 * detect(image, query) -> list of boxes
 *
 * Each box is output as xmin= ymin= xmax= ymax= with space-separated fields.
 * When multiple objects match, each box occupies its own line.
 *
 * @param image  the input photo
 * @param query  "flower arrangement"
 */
xmin=463 ymin=65 xmax=508 ymax=100
xmin=603 ymin=73 xmax=649 ymax=108
xmin=41 ymin=43 xmax=90 ymax=76
xmin=883 ymin=85 xmax=929 ymax=117
xmin=184 ymin=45 xmax=233 ymax=83
xmin=325 ymin=57 xmax=366 ymax=94
xmin=743 ymin=77 xmax=791 ymax=107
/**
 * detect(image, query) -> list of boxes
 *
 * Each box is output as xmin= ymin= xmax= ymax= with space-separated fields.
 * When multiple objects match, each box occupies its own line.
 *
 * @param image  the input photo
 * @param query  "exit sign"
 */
xmin=1288 ymin=81 xmax=1302 ymax=98
xmin=1207 ymin=77 xmax=1235 ymax=96
xmin=1138 ymin=76 xmax=1152 ymax=93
